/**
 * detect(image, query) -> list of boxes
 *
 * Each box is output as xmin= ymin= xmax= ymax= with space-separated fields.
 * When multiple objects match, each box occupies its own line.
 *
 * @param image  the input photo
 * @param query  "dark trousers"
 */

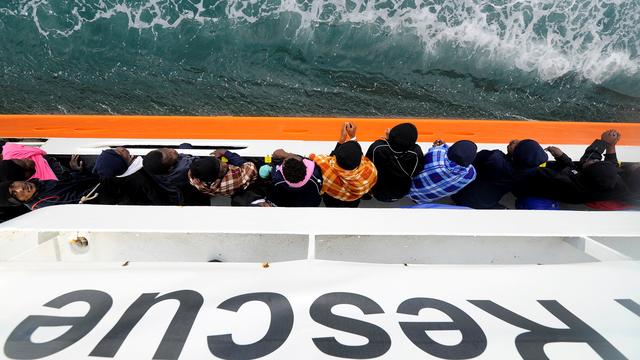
xmin=322 ymin=194 xmax=360 ymax=208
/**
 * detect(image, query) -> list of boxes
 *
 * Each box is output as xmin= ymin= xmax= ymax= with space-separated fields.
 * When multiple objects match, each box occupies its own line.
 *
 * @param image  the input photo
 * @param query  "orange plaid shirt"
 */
xmin=314 ymin=155 xmax=377 ymax=201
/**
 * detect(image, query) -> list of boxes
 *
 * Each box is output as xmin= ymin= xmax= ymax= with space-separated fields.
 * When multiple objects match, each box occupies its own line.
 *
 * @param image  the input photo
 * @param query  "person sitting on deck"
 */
xmin=0 ymin=149 xmax=33 ymax=220
xmin=452 ymin=139 xmax=548 ymax=209
xmin=93 ymin=147 xmax=170 ymax=205
xmin=0 ymin=174 xmax=111 ymax=211
xmin=188 ymin=149 xmax=257 ymax=198
xmin=409 ymin=139 xmax=477 ymax=203
xmin=513 ymin=130 xmax=628 ymax=207
xmin=312 ymin=122 xmax=377 ymax=208
xmin=143 ymin=147 xmax=197 ymax=205
xmin=1 ymin=143 xmax=87 ymax=181
xmin=621 ymin=163 xmax=640 ymax=208
xmin=579 ymin=129 xmax=636 ymax=210
xmin=580 ymin=129 xmax=621 ymax=167
xmin=267 ymin=148 xmax=323 ymax=207
xmin=1 ymin=143 xmax=58 ymax=181
xmin=365 ymin=123 xmax=424 ymax=202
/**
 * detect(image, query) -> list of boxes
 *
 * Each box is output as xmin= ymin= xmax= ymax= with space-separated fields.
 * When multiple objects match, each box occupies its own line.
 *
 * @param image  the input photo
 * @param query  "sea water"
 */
xmin=0 ymin=0 xmax=638 ymax=121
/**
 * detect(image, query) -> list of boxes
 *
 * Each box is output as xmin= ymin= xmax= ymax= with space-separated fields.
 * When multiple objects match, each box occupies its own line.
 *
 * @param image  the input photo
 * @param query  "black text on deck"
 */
xmin=4 ymin=290 xmax=638 ymax=359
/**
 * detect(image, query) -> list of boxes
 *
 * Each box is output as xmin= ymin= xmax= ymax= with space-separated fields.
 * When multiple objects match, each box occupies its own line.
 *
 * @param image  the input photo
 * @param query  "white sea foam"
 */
xmin=4 ymin=0 xmax=639 ymax=85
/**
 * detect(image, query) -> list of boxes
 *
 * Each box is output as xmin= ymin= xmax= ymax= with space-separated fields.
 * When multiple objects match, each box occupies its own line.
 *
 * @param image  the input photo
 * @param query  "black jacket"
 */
xmin=23 ymin=175 xmax=103 ymax=210
xmin=104 ymin=170 xmax=172 ymax=205
xmin=513 ymin=151 xmax=628 ymax=204
xmin=580 ymin=139 xmax=616 ymax=165
xmin=268 ymin=160 xmax=323 ymax=207
xmin=452 ymin=150 xmax=514 ymax=209
xmin=365 ymin=139 xmax=424 ymax=202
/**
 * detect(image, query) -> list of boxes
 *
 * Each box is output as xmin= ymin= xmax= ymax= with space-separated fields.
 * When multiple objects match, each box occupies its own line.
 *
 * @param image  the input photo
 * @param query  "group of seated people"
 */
xmin=0 ymin=122 xmax=638 ymax=220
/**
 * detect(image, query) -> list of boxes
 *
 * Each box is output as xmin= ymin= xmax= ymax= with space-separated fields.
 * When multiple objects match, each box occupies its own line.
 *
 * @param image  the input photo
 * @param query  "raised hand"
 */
xmin=601 ymin=129 xmax=620 ymax=146
xmin=433 ymin=139 xmax=445 ymax=147
xmin=545 ymin=146 xmax=564 ymax=158
xmin=69 ymin=154 xmax=84 ymax=171
xmin=339 ymin=122 xmax=349 ymax=143
xmin=346 ymin=122 xmax=357 ymax=139
xmin=272 ymin=149 xmax=288 ymax=159
xmin=212 ymin=149 xmax=227 ymax=158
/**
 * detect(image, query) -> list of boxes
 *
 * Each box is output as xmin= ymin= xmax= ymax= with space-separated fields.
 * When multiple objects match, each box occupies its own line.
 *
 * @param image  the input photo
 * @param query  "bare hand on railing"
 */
xmin=545 ymin=146 xmax=564 ymax=158
xmin=346 ymin=122 xmax=357 ymax=139
xmin=272 ymin=149 xmax=289 ymax=159
xmin=212 ymin=149 xmax=227 ymax=158
xmin=601 ymin=129 xmax=620 ymax=146
xmin=339 ymin=122 xmax=349 ymax=143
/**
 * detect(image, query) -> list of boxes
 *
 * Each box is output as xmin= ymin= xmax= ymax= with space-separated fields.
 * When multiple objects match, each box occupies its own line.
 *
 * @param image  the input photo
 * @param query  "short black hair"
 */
xmin=190 ymin=157 xmax=220 ymax=183
xmin=282 ymin=158 xmax=306 ymax=183
xmin=143 ymin=150 xmax=169 ymax=175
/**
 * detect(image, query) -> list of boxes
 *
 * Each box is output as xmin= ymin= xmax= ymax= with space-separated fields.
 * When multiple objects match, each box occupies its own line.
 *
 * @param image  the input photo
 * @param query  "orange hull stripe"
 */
xmin=1 ymin=115 xmax=639 ymax=145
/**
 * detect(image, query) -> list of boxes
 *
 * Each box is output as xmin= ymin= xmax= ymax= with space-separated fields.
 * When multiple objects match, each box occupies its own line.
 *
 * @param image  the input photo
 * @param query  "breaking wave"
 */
xmin=1 ymin=0 xmax=638 ymax=119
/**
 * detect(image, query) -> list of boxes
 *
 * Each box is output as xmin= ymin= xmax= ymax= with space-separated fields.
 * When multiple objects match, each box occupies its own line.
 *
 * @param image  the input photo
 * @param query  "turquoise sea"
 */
xmin=0 ymin=0 xmax=638 ymax=121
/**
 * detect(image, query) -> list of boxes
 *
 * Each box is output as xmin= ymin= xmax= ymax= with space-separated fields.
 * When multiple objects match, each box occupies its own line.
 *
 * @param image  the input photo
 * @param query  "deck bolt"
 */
xmin=70 ymin=236 xmax=88 ymax=247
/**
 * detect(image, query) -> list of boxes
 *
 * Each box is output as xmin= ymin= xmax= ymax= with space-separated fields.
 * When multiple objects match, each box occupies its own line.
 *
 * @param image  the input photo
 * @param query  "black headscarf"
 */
xmin=512 ymin=139 xmax=548 ymax=169
xmin=93 ymin=150 xmax=128 ymax=177
xmin=335 ymin=141 xmax=363 ymax=170
xmin=447 ymin=140 xmax=477 ymax=167
xmin=388 ymin=123 xmax=418 ymax=152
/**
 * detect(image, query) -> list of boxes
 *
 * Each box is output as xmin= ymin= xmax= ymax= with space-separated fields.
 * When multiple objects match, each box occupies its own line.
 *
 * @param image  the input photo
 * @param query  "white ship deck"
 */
xmin=0 ymin=205 xmax=638 ymax=264
xmin=1 ymin=122 xmax=639 ymax=359
xmin=0 ymin=205 xmax=639 ymax=359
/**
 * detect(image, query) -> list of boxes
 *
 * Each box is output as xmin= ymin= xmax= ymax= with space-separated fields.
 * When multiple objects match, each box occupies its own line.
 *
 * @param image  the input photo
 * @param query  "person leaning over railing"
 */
xmin=142 ymin=146 xmax=202 ymax=205
xmin=365 ymin=123 xmax=424 ymax=202
xmin=312 ymin=122 xmax=377 ymax=208
xmin=188 ymin=149 xmax=257 ymax=200
xmin=451 ymin=139 xmax=548 ymax=209
xmin=580 ymin=129 xmax=636 ymax=210
xmin=409 ymin=139 xmax=477 ymax=204
xmin=1 ymin=142 xmax=58 ymax=181
xmin=0 ymin=173 xmax=109 ymax=211
xmin=266 ymin=148 xmax=323 ymax=207
xmin=1 ymin=143 xmax=87 ymax=182
xmin=93 ymin=147 xmax=171 ymax=205
xmin=512 ymin=130 xmax=628 ymax=207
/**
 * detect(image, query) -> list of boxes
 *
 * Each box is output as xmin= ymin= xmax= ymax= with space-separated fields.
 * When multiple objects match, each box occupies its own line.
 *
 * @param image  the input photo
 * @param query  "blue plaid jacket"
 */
xmin=409 ymin=144 xmax=477 ymax=203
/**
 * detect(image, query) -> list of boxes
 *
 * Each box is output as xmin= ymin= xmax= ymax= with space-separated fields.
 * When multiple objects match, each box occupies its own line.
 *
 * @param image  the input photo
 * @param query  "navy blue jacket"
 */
xmin=513 ymin=151 xmax=628 ymax=204
xmin=23 ymin=176 xmax=102 ymax=210
xmin=150 ymin=154 xmax=196 ymax=205
xmin=269 ymin=160 xmax=323 ymax=207
xmin=451 ymin=149 xmax=514 ymax=209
